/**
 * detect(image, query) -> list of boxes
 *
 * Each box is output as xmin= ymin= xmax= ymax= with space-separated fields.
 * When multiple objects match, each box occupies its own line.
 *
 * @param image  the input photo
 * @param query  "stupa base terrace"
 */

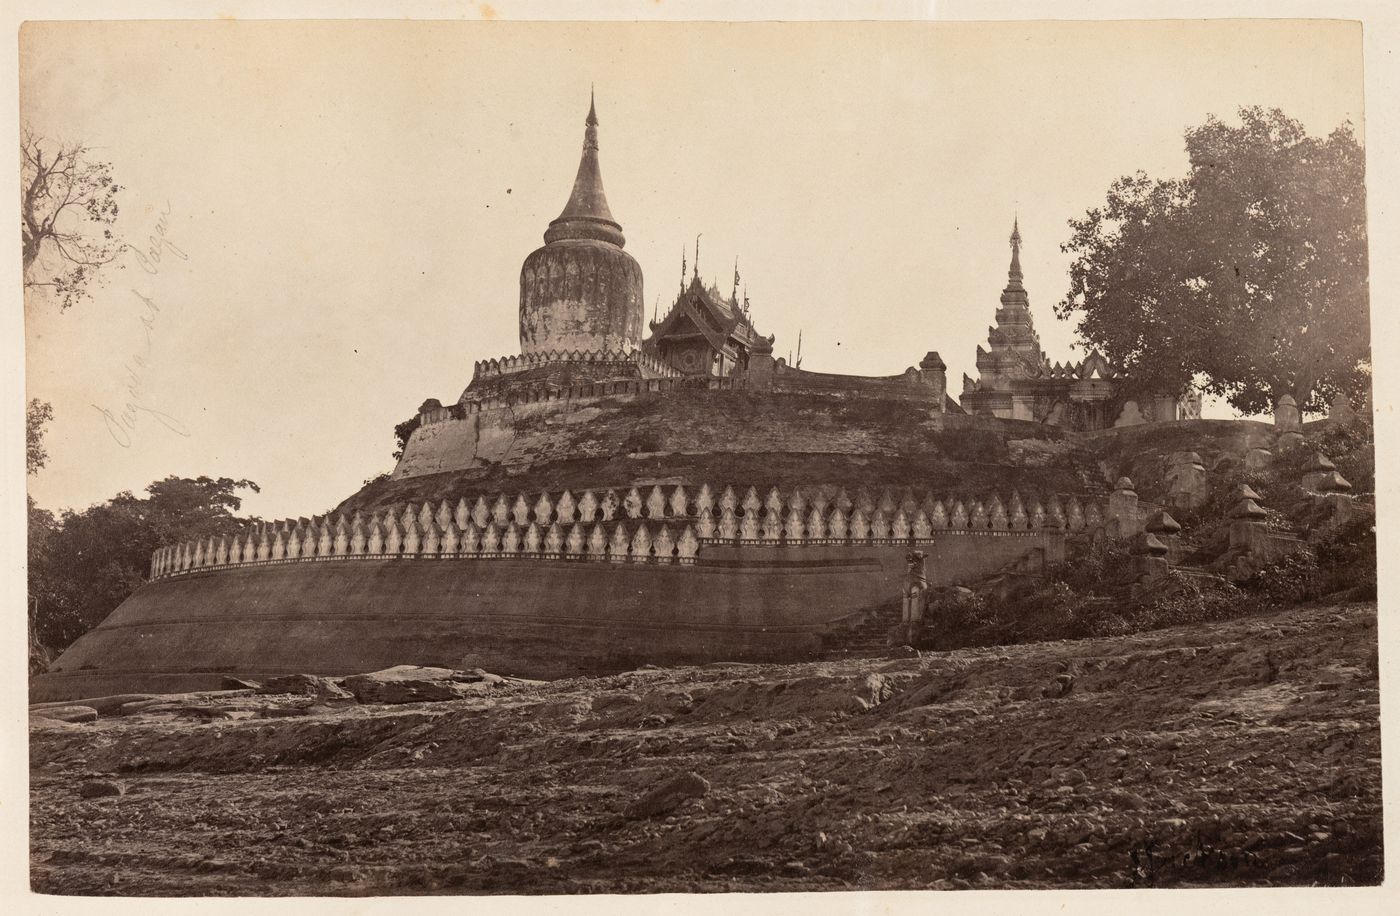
xmin=31 ymin=382 xmax=1284 ymax=702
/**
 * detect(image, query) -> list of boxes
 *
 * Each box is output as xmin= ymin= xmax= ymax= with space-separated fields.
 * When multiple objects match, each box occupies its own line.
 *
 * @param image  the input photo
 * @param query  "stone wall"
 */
xmin=392 ymin=387 xmax=1058 ymax=484
xmin=38 ymin=529 xmax=1061 ymax=701
xmin=759 ymin=359 xmax=945 ymax=404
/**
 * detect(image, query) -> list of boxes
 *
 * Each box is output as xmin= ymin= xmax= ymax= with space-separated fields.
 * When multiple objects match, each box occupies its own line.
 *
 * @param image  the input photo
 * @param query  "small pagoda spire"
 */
xmin=1008 ymin=215 xmax=1024 ymax=284
xmin=584 ymin=85 xmax=599 ymax=149
xmin=997 ymin=214 xmax=1034 ymax=321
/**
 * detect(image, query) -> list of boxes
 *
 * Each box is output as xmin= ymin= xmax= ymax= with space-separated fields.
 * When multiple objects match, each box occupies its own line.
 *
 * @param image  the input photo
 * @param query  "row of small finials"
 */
xmin=150 ymin=484 xmax=1118 ymax=578
xmin=352 ymin=483 xmax=1118 ymax=532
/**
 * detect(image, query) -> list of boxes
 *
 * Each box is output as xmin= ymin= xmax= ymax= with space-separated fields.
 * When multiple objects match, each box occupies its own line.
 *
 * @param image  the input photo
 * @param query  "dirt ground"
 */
xmin=30 ymin=601 xmax=1383 ymax=896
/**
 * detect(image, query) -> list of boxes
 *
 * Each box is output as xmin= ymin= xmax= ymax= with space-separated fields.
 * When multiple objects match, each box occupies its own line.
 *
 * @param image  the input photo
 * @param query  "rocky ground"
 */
xmin=30 ymin=601 xmax=1382 ymax=896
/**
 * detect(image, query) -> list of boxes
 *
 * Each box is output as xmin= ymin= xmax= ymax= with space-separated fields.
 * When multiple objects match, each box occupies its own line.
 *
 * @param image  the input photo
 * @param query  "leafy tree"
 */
xmin=26 ymin=398 xmax=52 ymax=475
xmin=28 ymin=476 xmax=259 ymax=653
xmin=1057 ymin=107 xmax=1369 ymax=415
xmin=26 ymin=398 xmax=55 ymax=669
xmin=393 ymin=415 xmax=421 ymax=461
xmin=21 ymin=127 xmax=124 ymax=311
xmin=27 ymin=497 xmax=58 ymax=674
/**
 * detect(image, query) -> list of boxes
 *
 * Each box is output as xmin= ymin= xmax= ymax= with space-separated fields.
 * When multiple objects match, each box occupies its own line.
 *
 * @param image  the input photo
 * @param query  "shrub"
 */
xmin=924 ymin=589 xmax=1002 ymax=649
xmin=920 ymin=420 xmax=1375 ymax=651
xmin=1135 ymin=571 xmax=1258 ymax=629
xmin=1311 ymin=513 xmax=1378 ymax=599
xmin=1005 ymin=580 xmax=1081 ymax=642
xmin=1045 ymin=539 xmax=1133 ymax=591
xmin=1239 ymin=550 xmax=1321 ymax=605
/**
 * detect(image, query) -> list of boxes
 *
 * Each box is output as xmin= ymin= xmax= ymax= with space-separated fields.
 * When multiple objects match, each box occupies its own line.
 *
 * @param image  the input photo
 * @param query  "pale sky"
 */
xmin=22 ymin=19 xmax=1365 ymax=521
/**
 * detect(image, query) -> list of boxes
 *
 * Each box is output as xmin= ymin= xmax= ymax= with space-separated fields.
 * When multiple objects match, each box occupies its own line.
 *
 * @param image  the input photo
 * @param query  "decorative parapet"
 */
xmin=150 ymin=515 xmax=704 ymax=580
xmin=633 ymin=348 xmax=680 ymax=379
xmin=470 ymin=346 xmax=682 ymax=381
xmin=424 ymin=375 xmax=745 ymax=425
xmin=751 ymin=358 xmax=946 ymax=406
xmin=422 ymin=352 xmax=956 ymax=432
xmin=1040 ymin=353 xmax=1124 ymax=380
xmin=149 ymin=482 xmax=1111 ymax=582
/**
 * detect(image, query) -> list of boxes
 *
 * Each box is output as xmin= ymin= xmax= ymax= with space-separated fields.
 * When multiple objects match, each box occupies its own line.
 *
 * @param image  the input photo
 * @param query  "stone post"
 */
xmin=1107 ymin=477 xmax=1140 ymax=538
xmin=1244 ymin=428 xmax=1274 ymax=472
xmin=1302 ymin=452 xmax=1352 ymax=494
xmin=901 ymin=550 xmax=929 ymax=645
xmin=745 ymin=335 xmax=777 ymax=389
xmin=1301 ymin=452 xmax=1357 ymax=537
xmin=901 ymin=551 xmax=929 ymax=624
xmin=920 ymin=351 xmax=947 ymax=412
xmin=1145 ymin=509 xmax=1183 ymax=565
xmin=1274 ymin=394 xmax=1304 ymax=450
xmin=1147 ymin=395 xmax=1179 ymax=423
xmin=1165 ymin=451 xmax=1208 ymax=512
xmin=1130 ymin=530 xmax=1170 ymax=587
xmin=1328 ymin=395 xmax=1357 ymax=427
xmin=1227 ymin=485 xmax=1270 ymax=556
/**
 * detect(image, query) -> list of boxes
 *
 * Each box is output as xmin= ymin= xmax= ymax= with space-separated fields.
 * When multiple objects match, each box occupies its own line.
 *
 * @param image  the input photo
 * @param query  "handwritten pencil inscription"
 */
xmin=92 ymin=201 xmax=191 ymax=448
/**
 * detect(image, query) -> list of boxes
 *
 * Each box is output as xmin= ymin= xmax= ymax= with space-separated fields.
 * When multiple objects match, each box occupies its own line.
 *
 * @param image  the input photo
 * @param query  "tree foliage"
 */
xmin=1057 ymin=107 xmax=1369 ymax=415
xmin=21 ymin=127 xmax=125 ymax=311
xmin=27 ymin=398 xmax=52 ymax=475
xmin=393 ymin=415 xmax=421 ymax=461
xmin=28 ymin=476 xmax=259 ymax=654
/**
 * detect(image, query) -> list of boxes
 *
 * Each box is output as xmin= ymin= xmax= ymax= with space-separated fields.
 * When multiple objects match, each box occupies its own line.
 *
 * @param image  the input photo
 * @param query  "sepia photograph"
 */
xmin=15 ymin=7 xmax=1391 ymax=902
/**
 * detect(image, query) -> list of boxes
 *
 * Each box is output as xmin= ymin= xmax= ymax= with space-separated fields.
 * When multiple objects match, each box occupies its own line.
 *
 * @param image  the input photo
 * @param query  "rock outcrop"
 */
xmin=30 ymin=602 xmax=1381 ymax=894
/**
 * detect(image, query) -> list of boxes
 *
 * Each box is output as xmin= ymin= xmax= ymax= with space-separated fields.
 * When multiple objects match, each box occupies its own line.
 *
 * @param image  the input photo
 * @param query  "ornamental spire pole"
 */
xmin=584 ymin=85 xmax=598 ymax=149
xmin=1009 ymin=214 xmax=1023 ymax=283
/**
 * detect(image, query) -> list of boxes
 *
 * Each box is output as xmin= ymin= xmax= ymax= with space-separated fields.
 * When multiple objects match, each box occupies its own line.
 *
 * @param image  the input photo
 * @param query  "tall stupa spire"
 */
xmin=999 ymin=215 xmax=1031 ymax=315
xmin=544 ymin=90 xmax=625 ymax=247
xmin=1008 ymin=215 xmax=1024 ymax=286
xmin=519 ymin=90 xmax=644 ymax=356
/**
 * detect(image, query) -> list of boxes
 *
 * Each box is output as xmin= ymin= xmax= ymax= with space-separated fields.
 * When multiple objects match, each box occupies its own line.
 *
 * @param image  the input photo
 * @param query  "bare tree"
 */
xmin=21 ymin=127 xmax=124 ymax=310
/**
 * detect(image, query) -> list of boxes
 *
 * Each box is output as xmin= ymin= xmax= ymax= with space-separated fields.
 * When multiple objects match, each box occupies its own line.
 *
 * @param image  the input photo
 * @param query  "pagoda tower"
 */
xmin=518 ymin=92 xmax=644 ymax=355
xmin=974 ymin=217 xmax=1049 ymax=387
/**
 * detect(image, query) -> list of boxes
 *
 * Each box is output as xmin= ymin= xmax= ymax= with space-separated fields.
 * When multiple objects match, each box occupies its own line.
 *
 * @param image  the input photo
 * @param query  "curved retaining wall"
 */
xmin=154 ymin=482 xmax=1104 ymax=580
xmin=390 ymin=387 xmax=1059 ymax=482
xmin=32 ymin=530 xmax=1062 ymax=702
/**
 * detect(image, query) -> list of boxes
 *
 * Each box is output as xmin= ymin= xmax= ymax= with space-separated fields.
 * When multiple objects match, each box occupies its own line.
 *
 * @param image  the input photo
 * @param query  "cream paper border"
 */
xmin=2 ymin=2 xmax=1397 ymax=914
